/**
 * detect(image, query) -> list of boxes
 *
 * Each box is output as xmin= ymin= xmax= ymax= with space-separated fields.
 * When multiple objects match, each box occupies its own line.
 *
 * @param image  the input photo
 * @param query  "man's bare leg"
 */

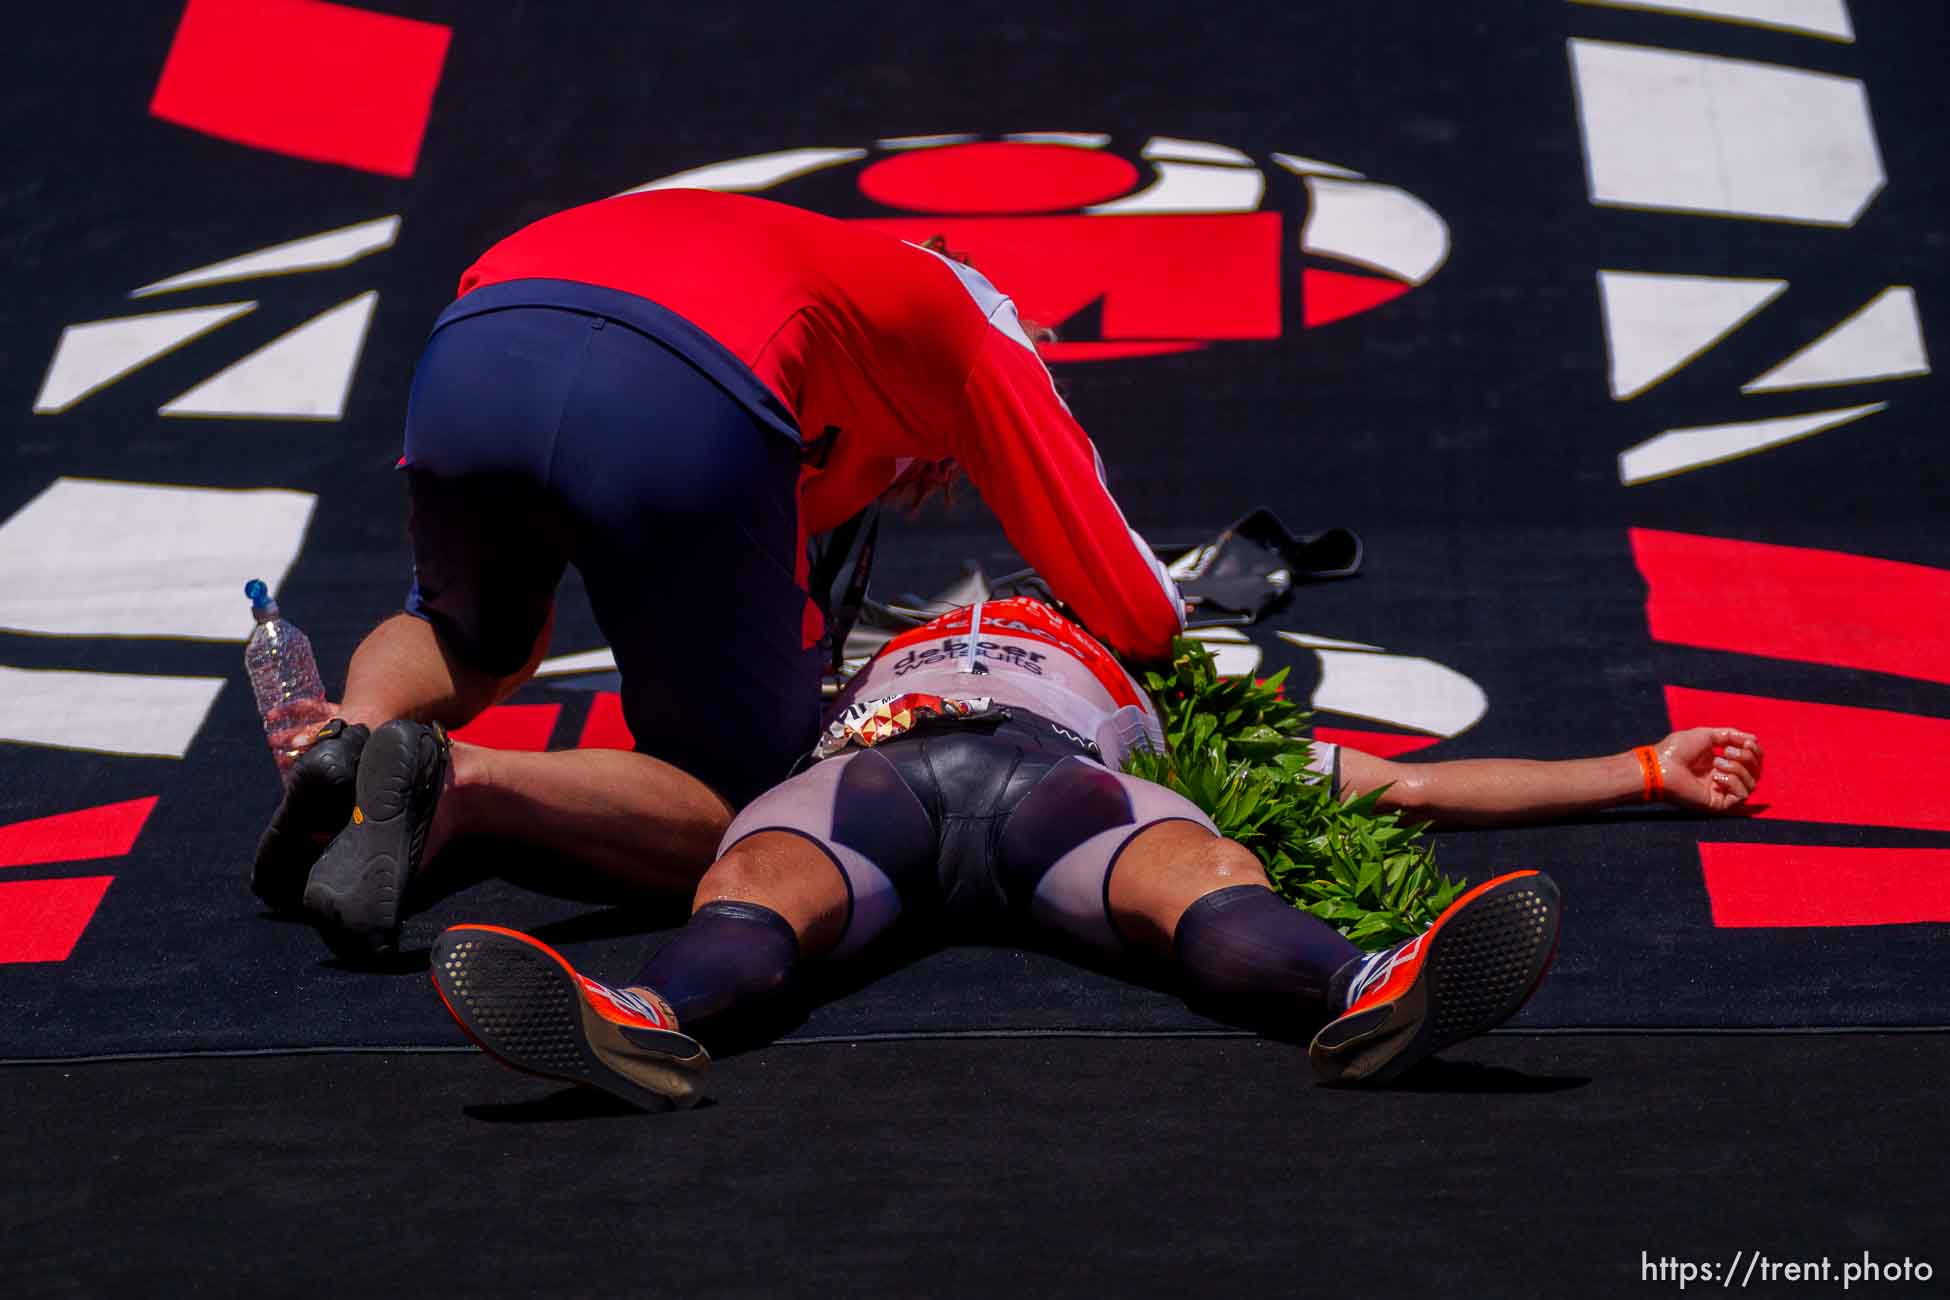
xmin=1105 ymin=818 xmax=1560 ymax=1084
xmin=425 ymin=744 xmax=734 ymax=896
xmin=686 ymin=830 xmax=852 ymax=951
xmin=256 ymin=610 xmax=510 ymax=914
xmin=424 ymin=827 xmax=848 ymax=1112
xmin=336 ymin=611 xmax=532 ymax=731
xmin=1108 ymin=817 xmax=1370 ymax=1016
xmin=1104 ymin=819 xmax=1274 ymax=955
xmin=320 ymin=610 xmax=736 ymax=896
xmin=619 ymin=830 xmax=850 ymax=1024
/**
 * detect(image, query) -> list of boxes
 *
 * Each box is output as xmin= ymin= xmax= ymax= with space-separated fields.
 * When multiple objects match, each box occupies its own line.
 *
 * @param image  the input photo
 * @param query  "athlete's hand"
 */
xmin=264 ymin=698 xmax=342 ymax=774
xmin=1656 ymin=727 xmax=1763 ymax=813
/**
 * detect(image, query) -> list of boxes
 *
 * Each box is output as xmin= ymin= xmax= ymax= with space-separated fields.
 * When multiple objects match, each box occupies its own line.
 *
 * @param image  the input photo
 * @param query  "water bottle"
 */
xmin=243 ymin=579 xmax=328 ymax=776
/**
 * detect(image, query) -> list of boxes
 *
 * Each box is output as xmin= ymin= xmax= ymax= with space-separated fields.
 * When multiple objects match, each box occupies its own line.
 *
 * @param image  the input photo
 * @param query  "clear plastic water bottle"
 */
xmin=243 ymin=579 xmax=329 ymax=777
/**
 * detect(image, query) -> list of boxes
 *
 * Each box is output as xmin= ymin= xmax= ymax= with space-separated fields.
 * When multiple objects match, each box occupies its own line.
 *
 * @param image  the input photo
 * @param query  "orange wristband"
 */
xmin=1633 ymin=745 xmax=1664 ymax=803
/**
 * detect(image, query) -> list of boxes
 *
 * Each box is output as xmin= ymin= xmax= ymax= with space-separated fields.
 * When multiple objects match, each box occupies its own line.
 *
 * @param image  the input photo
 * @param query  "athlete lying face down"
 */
xmin=425 ymin=597 xmax=1764 ymax=1108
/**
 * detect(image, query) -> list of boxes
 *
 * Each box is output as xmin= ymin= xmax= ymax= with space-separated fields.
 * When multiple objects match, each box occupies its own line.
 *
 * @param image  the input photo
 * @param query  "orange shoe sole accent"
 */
xmin=1340 ymin=869 xmax=1544 ymax=1017
xmin=430 ymin=924 xmax=708 ymax=1112
xmin=1310 ymin=871 xmax=1560 ymax=1086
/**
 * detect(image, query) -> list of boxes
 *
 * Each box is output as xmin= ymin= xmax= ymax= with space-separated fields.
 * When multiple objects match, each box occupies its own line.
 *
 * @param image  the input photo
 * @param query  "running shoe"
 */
xmin=1309 ymin=870 xmax=1561 ymax=1086
xmin=303 ymin=718 xmax=449 ymax=958
xmin=431 ymin=924 xmax=709 ymax=1111
xmin=251 ymin=719 xmax=368 ymax=915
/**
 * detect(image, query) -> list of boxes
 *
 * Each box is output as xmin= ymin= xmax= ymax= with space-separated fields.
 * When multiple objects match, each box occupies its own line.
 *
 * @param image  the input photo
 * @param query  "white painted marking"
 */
xmin=1742 ymin=286 xmax=1930 ymax=392
xmin=1140 ymin=137 xmax=1253 ymax=165
xmin=1568 ymin=0 xmax=1853 ymax=42
xmin=1277 ymin=630 xmax=1386 ymax=653
xmin=131 ymin=217 xmax=399 ymax=297
xmin=34 ymin=303 xmax=256 ymax=414
xmin=876 ymin=134 xmax=977 ymax=150
xmin=536 ymin=647 xmax=617 ymax=677
xmin=1597 ymin=271 xmax=1788 ymax=400
xmin=0 ymin=664 xmax=225 ymax=759
xmin=1618 ymin=402 xmax=1886 ymax=484
xmin=1186 ymin=628 xmax=1263 ymax=677
xmin=1168 ymin=545 xmax=1217 ymax=580
xmin=1569 ymin=39 xmax=1884 ymax=226
xmin=1004 ymin=132 xmax=1111 ymax=148
xmin=0 ymin=477 xmax=316 ymax=640
xmin=1301 ymin=178 xmax=1450 ymax=284
xmin=1269 ymin=152 xmax=1365 ymax=180
xmin=618 ymin=148 xmax=867 ymax=196
xmin=160 ymin=292 xmax=377 ymax=421
xmin=1311 ymin=651 xmax=1487 ymax=737
xmin=1087 ymin=162 xmax=1264 ymax=214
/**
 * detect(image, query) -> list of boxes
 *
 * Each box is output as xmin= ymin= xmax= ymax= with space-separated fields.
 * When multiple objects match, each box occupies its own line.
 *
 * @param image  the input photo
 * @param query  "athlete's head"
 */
xmin=881 ymin=456 xmax=963 ymax=514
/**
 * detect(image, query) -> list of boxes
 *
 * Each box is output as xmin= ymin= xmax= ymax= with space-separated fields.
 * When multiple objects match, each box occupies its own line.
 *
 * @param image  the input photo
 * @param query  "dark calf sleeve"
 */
xmin=1173 ymin=884 xmax=1364 ymax=1009
xmin=633 ymin=900 xmax=800 ymax=1026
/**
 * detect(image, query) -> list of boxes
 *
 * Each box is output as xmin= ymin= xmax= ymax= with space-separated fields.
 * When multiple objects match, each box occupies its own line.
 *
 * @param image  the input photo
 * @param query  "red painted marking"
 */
xmin=1666 ymin=686 xmax=1950 ymax=831
xmin=577 ymin=692 xmax=636 ymax=751
xmin=449 ymin=703 xmax=562 ymax=752
xmin=150 ymin=0 xmax=452 ymax=178
xmin=856 ymin=213 xmax=1282 ymax=344
xmin=859 ymin=143 xmax=1140 ymax=214
xmin=1633 ymin=529 xmax=1950 ymax=686
xmin=1303 ymin=268 xmax=1412 ymax=327
xmin=0 ymin=876 xmax=115 ymax=964
xmin=1312 ymin=726 xmax=1440 ymax=759
xmin=1699 ymin=843 xmax=1950 ymax=928
xmin=0 ymin=798 xmax=157 ymax=870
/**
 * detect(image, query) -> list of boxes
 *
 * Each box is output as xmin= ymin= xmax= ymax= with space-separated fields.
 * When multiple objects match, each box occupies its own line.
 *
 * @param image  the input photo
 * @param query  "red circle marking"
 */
xmin=858 ymin=143 xmax=1140 ymax=214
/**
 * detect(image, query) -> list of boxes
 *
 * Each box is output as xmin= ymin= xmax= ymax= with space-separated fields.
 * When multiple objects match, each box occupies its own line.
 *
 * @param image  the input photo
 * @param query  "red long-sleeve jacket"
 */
xmin=456 ymin=188 xmax=1183 ymax=662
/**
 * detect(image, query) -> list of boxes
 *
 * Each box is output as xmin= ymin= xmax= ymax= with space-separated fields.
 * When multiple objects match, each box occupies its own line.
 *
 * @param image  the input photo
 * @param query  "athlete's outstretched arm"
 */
xmin=1337 ymin=727 xmax=1763 ymax=827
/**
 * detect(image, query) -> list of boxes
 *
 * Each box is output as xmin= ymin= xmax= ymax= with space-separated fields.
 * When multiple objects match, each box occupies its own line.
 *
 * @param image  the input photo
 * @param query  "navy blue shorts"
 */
xmin=402 ymin=282 xmax=822 ymax=806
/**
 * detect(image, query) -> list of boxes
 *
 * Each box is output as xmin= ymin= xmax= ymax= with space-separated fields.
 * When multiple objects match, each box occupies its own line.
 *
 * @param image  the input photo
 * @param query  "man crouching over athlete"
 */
xmin=427 ymin=597 xmax=1763 ymax=1107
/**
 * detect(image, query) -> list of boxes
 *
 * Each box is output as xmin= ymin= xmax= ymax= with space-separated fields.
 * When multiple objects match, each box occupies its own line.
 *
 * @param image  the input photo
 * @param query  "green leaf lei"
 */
xmin=1121 ymin=637 xmax=1465 ymax=946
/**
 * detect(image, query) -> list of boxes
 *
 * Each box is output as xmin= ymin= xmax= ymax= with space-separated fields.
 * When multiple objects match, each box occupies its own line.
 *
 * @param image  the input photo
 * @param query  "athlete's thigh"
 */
xmin=998 ymin=758 xmax=1218 ymax=951
xmin=718 ymin=748 xmax=938 ymax=958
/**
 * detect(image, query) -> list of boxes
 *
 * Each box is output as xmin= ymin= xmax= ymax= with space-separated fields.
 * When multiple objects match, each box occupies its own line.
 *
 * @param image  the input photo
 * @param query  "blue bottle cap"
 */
xmin=245 ymin=579 xmax=273 ymax=610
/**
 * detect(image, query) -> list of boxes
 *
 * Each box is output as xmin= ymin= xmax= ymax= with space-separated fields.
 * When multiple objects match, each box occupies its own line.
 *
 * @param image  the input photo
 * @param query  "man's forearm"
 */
xmin=1349 ymin=751 xmax=1646 ymax=827
xmin=1338 ymin=727 xmax=1762 ymax=827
